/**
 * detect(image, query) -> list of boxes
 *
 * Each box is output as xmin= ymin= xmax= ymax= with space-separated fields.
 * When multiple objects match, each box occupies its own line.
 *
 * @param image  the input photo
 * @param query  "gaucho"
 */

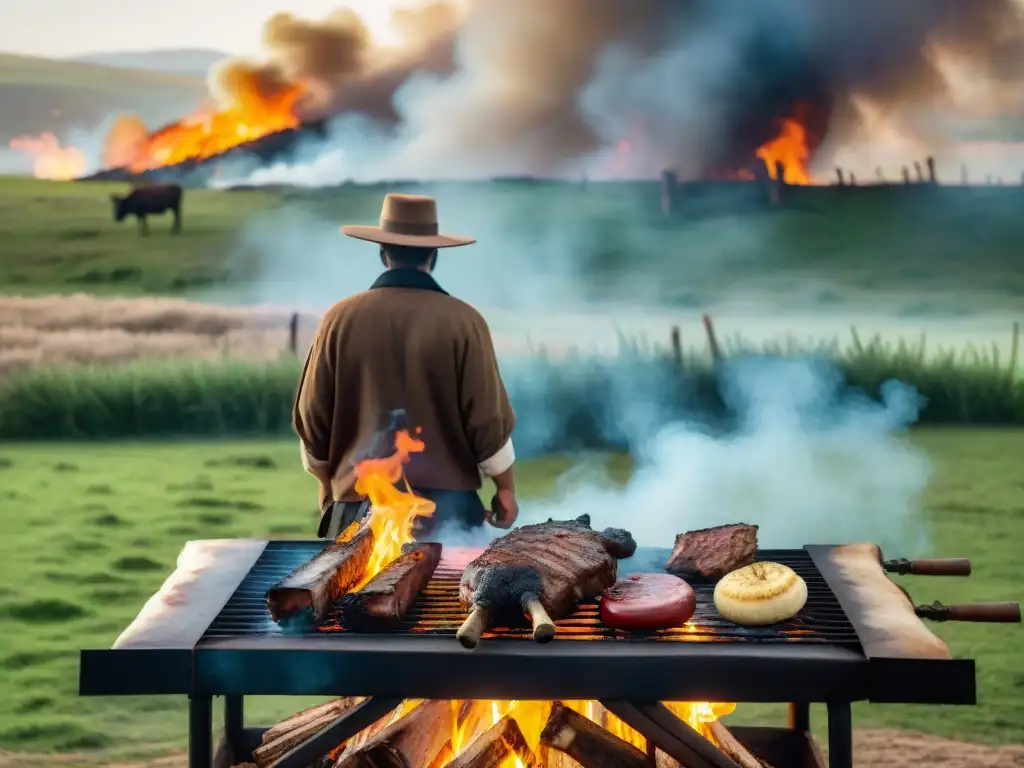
xmin=293 ymin=193 xmax=519 ymax=540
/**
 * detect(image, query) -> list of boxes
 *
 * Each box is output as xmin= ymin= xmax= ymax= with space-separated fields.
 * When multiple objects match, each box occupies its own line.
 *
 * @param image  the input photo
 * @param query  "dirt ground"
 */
xmin=3 ymin=730 xmax=1024 ymax=767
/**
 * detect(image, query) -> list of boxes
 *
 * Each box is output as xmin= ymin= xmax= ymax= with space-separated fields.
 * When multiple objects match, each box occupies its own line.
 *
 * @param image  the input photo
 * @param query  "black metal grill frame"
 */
xmin=202 ymin=543 xmax=861 ymax=646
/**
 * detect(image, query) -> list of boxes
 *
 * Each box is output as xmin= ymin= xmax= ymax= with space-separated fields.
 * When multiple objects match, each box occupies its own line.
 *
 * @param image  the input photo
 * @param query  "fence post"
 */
xmin=701 ymin=314 xmax=723 ymax=361
xmin=289 ymin=312 xmax=299 ymax=356
xmin=902 ymin=166 xmax=910 ymax=184
xmin=914 ymin=161 xmax=923 ymax=183
xmin=926 ymin=156 xmax=936 ymax=185
xmin=835 ymin=168 xmax=845 ymax=186
xmin=660 ymin=170 xmax=677 ymax=217
xmin=670 ymin=326 xmax=683 ymax=369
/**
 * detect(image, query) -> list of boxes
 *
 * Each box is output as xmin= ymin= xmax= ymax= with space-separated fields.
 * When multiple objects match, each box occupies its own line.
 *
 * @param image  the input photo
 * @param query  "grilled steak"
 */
xmin=266 ymin=524 xmax=374 ymax=623
xmin=664 ymin=523 xmax=758 ymax=580
xmin=340 ymin=542 xmax=442 ymax=626
xmin=457 ymin=514 xmax=637 ymax=647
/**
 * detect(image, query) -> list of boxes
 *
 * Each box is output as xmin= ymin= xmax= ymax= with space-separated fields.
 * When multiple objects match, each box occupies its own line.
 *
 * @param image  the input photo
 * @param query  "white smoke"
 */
xmin=441 ymin=356 xmax=932 ymax=554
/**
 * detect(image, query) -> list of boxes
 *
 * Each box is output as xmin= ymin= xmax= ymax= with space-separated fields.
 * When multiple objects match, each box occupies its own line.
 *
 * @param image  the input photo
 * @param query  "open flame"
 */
xmin=756 ymin=117 xmax=812 ymax=185
xmin=122 ymin=83 xmax=306 ymax=173
xmin=8 ymin=133 xmax=87 ymax=180
xmin=446 ymin=699 xmax=737 ymax=765
xmin=346 ymin=428 xmax=436 ymax=586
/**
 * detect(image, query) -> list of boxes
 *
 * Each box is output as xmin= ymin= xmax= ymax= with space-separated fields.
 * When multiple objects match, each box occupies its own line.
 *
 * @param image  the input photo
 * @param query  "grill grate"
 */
xmin=201 ymin=541 xmax=861 ymax=646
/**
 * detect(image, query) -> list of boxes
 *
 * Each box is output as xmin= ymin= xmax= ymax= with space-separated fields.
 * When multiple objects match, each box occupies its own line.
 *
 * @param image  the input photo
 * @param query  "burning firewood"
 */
xmin=253 ymin=698 xmax=361 ymax=767
xmin=340 ymin=542 xmax=442 ymax=625
xmin=265 ymin=523 xmax=375 ymax=624
xmin=707 ymin=721 xmax=774 ymax=768
xmin=335 ymin=699 xmax=467 ymax=768
xmin=447 ymin=714 xmax=538 ymax=768
xmin=540 ymin=701 xmax=651 ymax=768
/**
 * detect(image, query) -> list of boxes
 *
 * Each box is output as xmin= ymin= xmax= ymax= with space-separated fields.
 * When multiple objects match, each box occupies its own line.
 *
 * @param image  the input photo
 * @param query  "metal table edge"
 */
xmin=79 ymin=648 xmax=193 ymax=695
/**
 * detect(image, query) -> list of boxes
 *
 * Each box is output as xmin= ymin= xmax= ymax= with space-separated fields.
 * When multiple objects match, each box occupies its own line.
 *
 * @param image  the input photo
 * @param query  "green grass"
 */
xmin=0 ymin=177 xmax=279 ymax=294
xmin=0 ymin=431 xmax=1020 ymax=758
xmin=0 ymin=53 xmax=205 ymax=144
xmin=2 ymin=177 xmax=1024 ymax=306
xmin=1 ymin=334 xmax=1020 ymax=444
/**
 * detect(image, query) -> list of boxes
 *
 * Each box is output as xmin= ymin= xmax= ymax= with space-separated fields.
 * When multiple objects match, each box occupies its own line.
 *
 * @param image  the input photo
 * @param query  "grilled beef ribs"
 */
xmin=457 ymin=514 xmax=637 ymax=648
xmin=265 ymin=524 xmax=374 ymax=624
xmin=340 ymin=542 xmax=442 ymax=626
xmin=664 ymin=523 xmax=758 ymax=580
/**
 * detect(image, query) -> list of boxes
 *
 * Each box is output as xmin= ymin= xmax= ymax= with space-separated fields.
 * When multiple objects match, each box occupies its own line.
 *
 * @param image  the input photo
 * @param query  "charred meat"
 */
xmin=340 ymin=542 xmax=442 ymax=626
xmin=664 ymin=523 xmax=758 ymax=580
xmin=265 ymin=524 xmax=374 ymax=623
xmin=457 ymin=514 xmax=637 ymax=648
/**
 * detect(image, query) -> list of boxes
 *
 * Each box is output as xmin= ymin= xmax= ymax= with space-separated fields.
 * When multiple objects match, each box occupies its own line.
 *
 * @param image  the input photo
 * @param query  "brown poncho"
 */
xmin=293 ymin=269 xmax=516 ymax=507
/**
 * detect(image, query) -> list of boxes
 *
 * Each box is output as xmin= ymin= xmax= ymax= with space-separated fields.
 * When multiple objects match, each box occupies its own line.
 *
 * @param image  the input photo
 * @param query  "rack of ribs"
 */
xmin=457 ymin=514 xmax=637 ymax=649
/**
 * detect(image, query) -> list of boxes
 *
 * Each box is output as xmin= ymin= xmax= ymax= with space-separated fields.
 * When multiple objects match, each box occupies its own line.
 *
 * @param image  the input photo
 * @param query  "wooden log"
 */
xmin=253 ymin=698 xmax=361 ymax=767
xmin=427 ymin=742 xmax=455 ymax=768
xmin=340 ymin=542 xmax=442 ymax=625
xmin=261 ymin=699 xmax=357 ymax=747
xmin=336 ymin=700 xmax=463 ymax=768
xmin=602 ymin=701 xmax=733 ymax=768
xmin=447 ymin=714 xmax=538 ymax=768
xmin=707 ymin=721 xmax=773 ymax=768
xmin=541 ymin=701 xmax=650 ymax=768
xmin=265 ymin=523 xmax=375 ymax=623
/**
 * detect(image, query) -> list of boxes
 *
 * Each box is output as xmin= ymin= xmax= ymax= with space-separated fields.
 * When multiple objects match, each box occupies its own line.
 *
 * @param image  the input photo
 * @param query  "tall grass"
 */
xmin=1 ymin=330 xmax=1020 ymax=442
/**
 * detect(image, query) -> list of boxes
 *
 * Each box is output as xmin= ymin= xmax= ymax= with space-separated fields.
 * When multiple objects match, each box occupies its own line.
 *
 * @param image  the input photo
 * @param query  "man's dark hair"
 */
xmin=380 ymin=244 xmax=437 ymax=270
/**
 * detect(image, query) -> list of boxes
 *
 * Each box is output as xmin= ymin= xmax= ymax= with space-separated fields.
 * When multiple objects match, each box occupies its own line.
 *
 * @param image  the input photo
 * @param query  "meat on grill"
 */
xmin=664 ymin=523 xmax=759 ymax=580
xmin=265 ymin=523 xmax=374 ymax=624
xmin=340 ymin=542 xmax=442 ymax=626
xmin=457 ymin=514 xmax=637 ymax=648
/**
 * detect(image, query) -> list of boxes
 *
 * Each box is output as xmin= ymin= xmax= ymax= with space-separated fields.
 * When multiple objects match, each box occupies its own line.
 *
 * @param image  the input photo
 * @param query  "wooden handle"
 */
xmin=456 ymin=606 xmax=491 ymax=649
xmin=524 ymin=598 xmax=556 ymax=643
xmin=884 ymin=558 xmax=972 ymax=576
xmin=916 ymin=602 xmax=1021 ymax=623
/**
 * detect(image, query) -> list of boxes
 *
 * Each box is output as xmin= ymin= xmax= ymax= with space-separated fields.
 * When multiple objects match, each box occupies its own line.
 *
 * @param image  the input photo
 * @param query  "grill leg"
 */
xmin=789 ymin=702 xmax=810 ymax=732
xmin=827 ymin=701 xmax=853 ymax=768
xmin=189 ymin=695 xmax=213 ymax=768
xmin=224 ymin=696 xmax=244 ymax=758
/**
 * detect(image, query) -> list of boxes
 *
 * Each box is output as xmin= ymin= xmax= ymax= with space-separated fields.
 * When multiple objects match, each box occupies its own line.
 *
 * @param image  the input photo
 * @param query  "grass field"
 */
xmin=0 ymin=53 xmax=206 ymax=147
xmin=0 ymin=430 xmax=1020 ymax=758
xmin=1 ymin=177 xmax=1024 ymax=309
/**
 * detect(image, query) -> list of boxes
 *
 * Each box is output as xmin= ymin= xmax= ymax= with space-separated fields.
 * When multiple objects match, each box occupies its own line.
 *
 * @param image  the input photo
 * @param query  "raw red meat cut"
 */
xmin=600 ymin=573 xmax=696 ymax=630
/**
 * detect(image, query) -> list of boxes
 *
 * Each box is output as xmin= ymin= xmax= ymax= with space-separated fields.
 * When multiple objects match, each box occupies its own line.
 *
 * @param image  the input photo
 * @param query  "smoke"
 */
xmin=439 ymin=356 xmax=932 ymax=554
xmin=215 ymin=0 xmax=1024 ymax=185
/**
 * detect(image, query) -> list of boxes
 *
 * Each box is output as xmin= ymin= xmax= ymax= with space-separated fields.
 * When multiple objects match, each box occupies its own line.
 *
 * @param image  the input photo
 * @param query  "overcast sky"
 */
xmin=1 ymin=0 xmax=402 ymax=58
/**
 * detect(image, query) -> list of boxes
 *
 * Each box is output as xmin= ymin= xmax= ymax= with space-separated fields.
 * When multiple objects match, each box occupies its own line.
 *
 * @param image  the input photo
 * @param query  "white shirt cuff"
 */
xmin=478 ymin=437 xmax=515 ymax=477
xmin=299 ymin=440 xmax=330 ymax=478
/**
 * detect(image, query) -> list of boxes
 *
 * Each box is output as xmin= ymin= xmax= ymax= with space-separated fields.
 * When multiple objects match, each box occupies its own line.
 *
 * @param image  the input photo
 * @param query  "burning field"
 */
xmin=8 ymin=0 xmax=1024 ymax=184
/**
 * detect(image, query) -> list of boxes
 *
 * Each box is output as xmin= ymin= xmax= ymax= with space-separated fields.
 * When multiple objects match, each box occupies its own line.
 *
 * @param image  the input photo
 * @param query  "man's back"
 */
xmin=295 ymin=272 xmax=514 ymax=504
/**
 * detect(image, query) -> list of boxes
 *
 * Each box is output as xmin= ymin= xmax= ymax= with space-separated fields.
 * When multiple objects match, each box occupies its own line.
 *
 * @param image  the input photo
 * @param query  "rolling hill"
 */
xmin=0 ymin=52 xmax=209 ymax=150
xmin=71 ymin=47 xmax=229 ymax=77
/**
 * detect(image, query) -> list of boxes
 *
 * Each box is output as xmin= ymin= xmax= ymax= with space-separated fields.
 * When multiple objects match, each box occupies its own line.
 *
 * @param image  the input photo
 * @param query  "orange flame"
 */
xmin=8 ymin=133 xmax=87 ymax=180
xmin=347 ymin=428 xmax=436 ymax=586
xmin=444 ymin=699 xmax=737 ymax=766
xmin=116 ymin=82 xmax=305 ymax=172
xmin=756 ymin=117 xmax=811 ymax=185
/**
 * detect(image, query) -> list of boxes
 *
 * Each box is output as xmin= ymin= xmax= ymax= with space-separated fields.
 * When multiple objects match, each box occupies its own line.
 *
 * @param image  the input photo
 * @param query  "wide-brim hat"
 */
xmin=340 ymin=193 xmax=475 ymax=249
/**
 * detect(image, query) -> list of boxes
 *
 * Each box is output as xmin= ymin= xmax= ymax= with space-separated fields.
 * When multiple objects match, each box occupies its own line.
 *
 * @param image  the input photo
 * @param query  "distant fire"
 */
xmin=757 ymin=117 xmax=812 ymax=185
xmin=8 ymin=133 xmax=87 ymax=180
xmin=121 ymin=83 xmax=305 ymax=173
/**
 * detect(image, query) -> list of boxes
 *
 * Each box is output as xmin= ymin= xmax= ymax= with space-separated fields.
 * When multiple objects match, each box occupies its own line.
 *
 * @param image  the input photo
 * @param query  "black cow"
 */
xmin=111 ymin=184 xmax=183 ymax=236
